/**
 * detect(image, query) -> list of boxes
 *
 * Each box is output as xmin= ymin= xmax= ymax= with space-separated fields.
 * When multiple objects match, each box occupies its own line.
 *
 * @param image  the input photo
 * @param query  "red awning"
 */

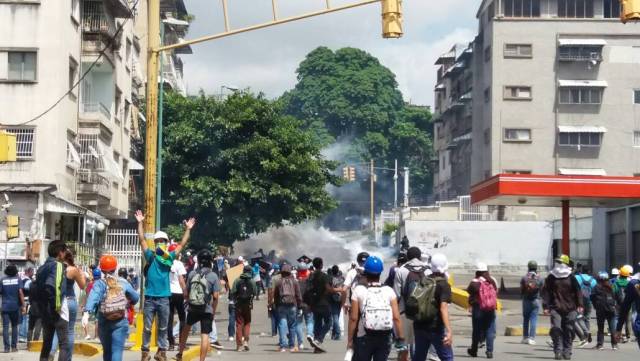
xmin=471 ymin=174 xmax=640 ymax=208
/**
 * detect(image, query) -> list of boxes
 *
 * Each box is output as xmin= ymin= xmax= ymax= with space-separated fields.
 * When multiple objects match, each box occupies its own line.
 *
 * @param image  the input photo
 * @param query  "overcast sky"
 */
xmin=181 ymin=0 xmax=478 ymax=106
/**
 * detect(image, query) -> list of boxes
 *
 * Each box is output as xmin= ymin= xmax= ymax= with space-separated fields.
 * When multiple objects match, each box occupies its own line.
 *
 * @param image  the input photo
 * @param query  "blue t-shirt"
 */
xmin=0 ymin=276 xmax=22 ymax=312
xmin=144 ymin=249 xmax=175 ymax=297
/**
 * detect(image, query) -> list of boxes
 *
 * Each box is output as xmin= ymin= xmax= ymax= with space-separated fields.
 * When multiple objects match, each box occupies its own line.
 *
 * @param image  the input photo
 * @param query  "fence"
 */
xmin=105 ymin=228 xmax=141 ymax=275
xmin=458 ymin=195 xmax=494 ymax=221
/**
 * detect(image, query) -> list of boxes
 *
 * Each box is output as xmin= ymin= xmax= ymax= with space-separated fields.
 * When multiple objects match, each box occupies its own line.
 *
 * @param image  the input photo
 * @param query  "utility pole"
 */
xmin=393 ymin=159 xmax=398 ymax=209
xmin=156 ymin=24 xmax=164 ymax=230
xmin=370 ymin=159 xmax=374 ymax=231
xmin=403 ymin=167 xmax=410 ymax=207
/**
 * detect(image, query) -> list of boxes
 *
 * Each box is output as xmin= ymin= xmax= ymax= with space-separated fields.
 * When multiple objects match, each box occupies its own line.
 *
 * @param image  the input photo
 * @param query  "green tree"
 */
xmin=160 ymin=91 xmax=340 ymax=246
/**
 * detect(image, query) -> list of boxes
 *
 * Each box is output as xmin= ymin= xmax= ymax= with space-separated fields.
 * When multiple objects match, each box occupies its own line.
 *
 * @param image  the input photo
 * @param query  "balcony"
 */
xmin=77 ymin=170 xmax=111 ymax=204
xmin=80 ymin=102 xmax=113 ymax=138
xmin=82 ymin=1 xmax=120 ymax=53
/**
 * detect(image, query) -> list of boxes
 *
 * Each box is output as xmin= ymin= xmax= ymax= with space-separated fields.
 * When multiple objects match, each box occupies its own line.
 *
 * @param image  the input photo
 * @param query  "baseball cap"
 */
xmin=153 ymin=231 xmax=169 ymax=241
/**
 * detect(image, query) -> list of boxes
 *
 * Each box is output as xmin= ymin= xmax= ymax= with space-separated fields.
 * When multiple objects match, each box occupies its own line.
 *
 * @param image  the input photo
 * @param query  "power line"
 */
xmin=3 ymin=0 xmax=140 ymax=127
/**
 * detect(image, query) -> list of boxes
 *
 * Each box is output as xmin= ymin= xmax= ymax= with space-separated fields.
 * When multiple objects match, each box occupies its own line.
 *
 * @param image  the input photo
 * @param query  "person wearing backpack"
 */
xmin=34 ymin=240 xmax=69 ymax=361
xmin=82 ymin=255 xmax=139 ymax=361
xmin=307 ymin=257 xmax=341 ymax=352
xmin=230 ymin=265 xmax=257 ymax=352
xmin=348 ymin=256 xmax=404 ymax=361
xmin=267 ymin=263 xmax=281 ymax=338
xmin=328 ymin=265 xmax=345 ymax=340
xmin=175 ymin=250 xmax=220 ymax=361
xmin=273 ymin=264 xmax=302 ymax=352
xmin=393 ymin=247 xmax=429 ymax=357
xmin=541 ymin=254 xmax=583 ymax=360
xmin=613 ymin=265 xmax=633 ymax=343
xmin=0 ymin=264 xmax=25 ymax=353
xmin=412 ymin=253 xmax=453 ymax=361
xmin=520 ymin=260 xmax=543 ymax=345
xmin=614 ymin=271 xmax=640 ymax=349
xmin=135 ymin=210 xmax=195 ymax=361
xmin=467 ymin=262 xmax=498 ymax=359
xmin=574 ymin=265 xmax=595 ymax=347
xmin=590 ymin=271 xmax=618 ymax=350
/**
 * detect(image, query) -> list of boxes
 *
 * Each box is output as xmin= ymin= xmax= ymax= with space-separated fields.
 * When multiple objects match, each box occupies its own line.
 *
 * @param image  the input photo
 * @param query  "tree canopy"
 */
xmin=160 ymin=92 xmax=340 ymax=246
xmin=282 ymin=47 xmax=434 ymax=202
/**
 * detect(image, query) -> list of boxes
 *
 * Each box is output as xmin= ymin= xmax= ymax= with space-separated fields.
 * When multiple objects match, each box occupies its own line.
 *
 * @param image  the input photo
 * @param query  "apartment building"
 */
xmin=434 ymin=0 xmax=640 ymax=202
xmin=0 ymin=0 xmax=155 ymax=264
xmin=160 ymin=0 xmax=191 ymax=95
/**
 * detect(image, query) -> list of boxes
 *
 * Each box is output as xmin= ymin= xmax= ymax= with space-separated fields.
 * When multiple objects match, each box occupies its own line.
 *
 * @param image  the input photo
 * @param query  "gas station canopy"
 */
xmin=471 ymin=174 xmax=640 ymax=208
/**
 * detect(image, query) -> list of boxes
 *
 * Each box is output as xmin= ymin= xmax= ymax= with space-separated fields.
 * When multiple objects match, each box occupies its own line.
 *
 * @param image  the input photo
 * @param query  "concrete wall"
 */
xmin=404 ymin=220 xmax=553 ymax=269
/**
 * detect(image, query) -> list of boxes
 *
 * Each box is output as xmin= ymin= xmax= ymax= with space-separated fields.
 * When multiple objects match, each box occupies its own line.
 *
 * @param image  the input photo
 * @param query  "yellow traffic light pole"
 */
xmin=139 ymin=0 xmax=402 ymax=348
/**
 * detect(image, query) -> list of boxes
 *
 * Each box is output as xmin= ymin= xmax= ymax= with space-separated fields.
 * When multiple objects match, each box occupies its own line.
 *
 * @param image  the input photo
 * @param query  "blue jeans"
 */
xmin=277 ymin=305 xmax=297 ymax=349
xmin=52 ymin=297 xmax=78 ymax=360
xmin=413 ymin=327 xmax=453 ymax=361
xmin=98 ymin=318 xmax=129 ymax=361
xmin=354 ymin=333 xmax=391 ymax=361
xmin=313 ymin=310 xmax=331 ymax=343
xmin=228 ymin=303 xmax=236 ymax=338
xmin=19 ymin=312 xmax=28 ymax=340
xmin=142 ymin=297 xmax=170 ymax=350
xmin=522 ymin=298 xmax=540 ymax=339
xmin=330 ymin=302 xmax=341 ymax=340
xmin=471 ymin=307 xmax=496 ymax=353
xmin=2 ymin=310 xmax=19 ymax=351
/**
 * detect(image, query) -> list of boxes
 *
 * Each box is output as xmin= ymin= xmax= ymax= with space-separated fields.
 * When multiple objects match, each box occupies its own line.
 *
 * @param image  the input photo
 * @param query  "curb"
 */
xmin=504 ymin=326 xmax=551 ymax=336
xmin=27 ymin=341 xmax=102 ymax=357
xmin=180 ymin=346 xmax=202 ymax=361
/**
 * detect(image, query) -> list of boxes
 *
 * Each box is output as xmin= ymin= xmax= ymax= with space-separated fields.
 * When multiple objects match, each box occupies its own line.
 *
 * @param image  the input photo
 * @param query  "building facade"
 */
xmin=0 ymin=0 xmax=195 ymax=265
xmin=435 ymin=0 xmax=640 ymax=201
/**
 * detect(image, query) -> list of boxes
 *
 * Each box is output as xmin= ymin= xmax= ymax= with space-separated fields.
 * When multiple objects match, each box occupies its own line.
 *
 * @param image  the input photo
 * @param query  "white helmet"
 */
xmin=153 ymin=231 xmax=169 ymax=241
xmin=476 ymin=262 xmax=488 ymax=272
xmin=430 ymin=253 xmax=449 ymax=274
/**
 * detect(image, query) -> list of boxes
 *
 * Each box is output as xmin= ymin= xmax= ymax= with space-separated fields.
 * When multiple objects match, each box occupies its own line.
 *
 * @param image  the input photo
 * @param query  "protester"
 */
xmin=230 ymin=265 xmax=257 ymax=351
xmin=267 ymin=263 xmax=281 ymax=338
xmin=574 ymin=264 xmax=595 ymax=347
xmin=1 ymin=264 xmax=25 ymax=353
xmin=82 ymin=255 xmax=139 ymax=361
xmin=328 ymin=265 xmax=345 ymax=340
xmin=273 ymin=264 xmax=302 ymax=352
xmin=176 ymin=250 xmax=220 ymax=361
xmin=307 ymin=257 xmax=340 ymax=352
xmin=135 ymin=210 xmax=195 ymax=361
xmin=542 ymin=254 xmax=583 ymax=360
xmin=117 ymin=268 xmax=135 ymax=325
xmin=348 ymin=256 xmax=404 ymax=361
xmin=167 ymin=245 xmax=187 ymax=351
xmin=614 ymin=268 xmax=640 ymax=349
xmin=467 ymin=262 xmax=498 ymax=359
xmin=252 ymin=263 xmax=263 ymax=300
xmin=412 ymin=253 xmax=453 ymax=361
xmin=295 ymin=264 xmax=313 ymax=351
xmin=27 ymin=266 xmax=42 ymax=343
xmin=224 ymin=271 xmax=236 ymax=342
xmin=35 ymin=240 xmax=70 ymax=361
xmin=590 ymin=271 xmax=618 ymax=350
xmin=128 ymin=268 xmax=139 ymax=291
xmin=82 ymin=269 xmax=101 ymax=340
xmin=394 ymin=247 xmax=430 ymax=357
xmin=520 ymin=260 xmax=543 ymax=345
xmin=384 ymin=252 xmax=407 ymax=288
xmin=18 ymin=267 xmax=33 ymax=343
xmin=51 ymin=249 xmax=87 ymax=360
xmin=613 ymin=265 xmax=633 ymax=343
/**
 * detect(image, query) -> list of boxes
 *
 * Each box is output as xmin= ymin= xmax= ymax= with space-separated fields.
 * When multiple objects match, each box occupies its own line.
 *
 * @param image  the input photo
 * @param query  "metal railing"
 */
xmin=82 ymin=102 xmax=111 ymax=120
xmin=77 ymin=169 xmax=111 ymax=198
xmin=82 ymin=1 xmax=116 ymax=36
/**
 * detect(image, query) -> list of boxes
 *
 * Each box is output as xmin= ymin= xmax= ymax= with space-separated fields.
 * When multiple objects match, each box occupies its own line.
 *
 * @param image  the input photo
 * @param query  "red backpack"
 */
xmin=478 ymin=278 xmax=497 ymax=311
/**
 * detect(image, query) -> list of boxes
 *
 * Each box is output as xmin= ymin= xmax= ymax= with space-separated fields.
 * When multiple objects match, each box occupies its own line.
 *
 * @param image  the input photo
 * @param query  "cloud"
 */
xmin=182 ymin=0 xmax=478 ymax=106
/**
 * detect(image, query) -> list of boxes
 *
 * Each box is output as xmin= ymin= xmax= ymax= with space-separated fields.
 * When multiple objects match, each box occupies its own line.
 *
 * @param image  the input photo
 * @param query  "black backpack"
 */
xmin=236 ymin=278 xmax=254 ymax=305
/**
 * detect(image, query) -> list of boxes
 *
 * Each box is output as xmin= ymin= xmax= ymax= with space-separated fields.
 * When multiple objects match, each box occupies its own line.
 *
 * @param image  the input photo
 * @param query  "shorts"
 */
xmin=186 ymin=311 xmax=213 ymax=334
xmin=236 ymin=304 xmax=252 ymax=324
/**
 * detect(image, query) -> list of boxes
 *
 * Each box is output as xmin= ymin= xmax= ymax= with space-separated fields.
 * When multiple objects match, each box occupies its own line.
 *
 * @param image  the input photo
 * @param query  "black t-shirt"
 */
xmin=414 ymin=275 xmax=452 ymax=331
xmin=310 ymin=271 xmax=331 ymax=311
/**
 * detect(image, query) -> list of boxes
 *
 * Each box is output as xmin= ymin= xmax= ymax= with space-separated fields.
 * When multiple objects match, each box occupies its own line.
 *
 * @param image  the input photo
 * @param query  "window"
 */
xmin=484 ymin=87 xmax=491 ymax=103
xmin=504 ymin=86 xmax=532 ymax=100
xmin=559 ymin=132 xmax=602 ymax=146
xmin=604 ymin=0 xmax=621 ymax=18
xmin=504 ymin=44 xmax=532 ymax=58
xmin=504 ymin=128 xmax=532 ymax=142
xmin=5 ymin=128 xmax=35 ymax=159
xmin=557 ymin=0 xmax=594 ymax=18
xmin=484 ymin=46 xmax=491 ymax=62
xmin=634 ymin=90 xmax=640 ymax=104
xmin=634 ymin=131 xmax=640 ymax=147
xmin=6 ymin=51 xmax=36 ymax=81
xmin=559 ymin=87 xmax=603 ymax=104
xmin=71 ymin=0 xmax=80 ymax=23
xmin=69 ymin=57 xmax=78 ymax=97
xmin=558 ymin=46 xmax=602 ymax=61
xmin=503 ymin=0 xmax=541 ymax=17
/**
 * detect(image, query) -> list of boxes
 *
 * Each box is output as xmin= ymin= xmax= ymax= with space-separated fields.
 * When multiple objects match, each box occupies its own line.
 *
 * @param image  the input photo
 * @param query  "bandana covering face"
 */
xmin=155 ymin=242 xmax=173 ymax=267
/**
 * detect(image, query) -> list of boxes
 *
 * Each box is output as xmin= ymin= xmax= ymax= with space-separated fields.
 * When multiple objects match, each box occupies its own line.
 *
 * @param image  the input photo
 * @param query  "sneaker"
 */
xmin=290 ymin=347 xmax=299 ymax=353
xmin=467 ymin=348 xmax=477 ymax=358
xmin=546 ymin=340 xmax=555 ymax=348
xmin=141 ymin=351 xmax=151 ymax=361
xmin=612 ymin=345 xmax=619 ymax=350
xmin=587 ymin=334 xmax=592 ymax=343
xmin=521 ymin=338 xmax=529 ymax=344
xmin=554 ymin=353 xmax=562 ymax=360
xmin=486 ymin=352 xmax=493 ymax=359
xmin=85 ymin=335 xmax=92 ymax=341
xmin=10 ymin=348 xmax=17 ymax=353
xmin=174 ymin=353 xmax=183 ymax=361
xmin=298 ymin=344 xmax=304 ymax=351
xmin=527 ymin=339 xmax=536 ymax=345
xmin=236 ymin=346 xmax=243 ymax=352
xmin=577 ymin=339 xmax=589 ymax=348
xmin=562 ymin=353 xmax=571 ymax=360
xmin=154 ymin=350 xmax=168 ymax=361
xmin=243 ymin=341 xmax=249 ymax=352
xmin=210 ymin=341 xmax=223 ymax=350
xmin=279 ymin=348 xmax=287 ymax=353
xmin=594 ymin=345 xmax=603 ymax=350
xmin=479 ymin=342 xmax=485 ymax=349
xmin=228 ymin=336 xmax=234 ymax=342
xmin=313 ymin=348 xmax=326 ymax=354
xmin=306 ymin=335 xmax=317 ymax=348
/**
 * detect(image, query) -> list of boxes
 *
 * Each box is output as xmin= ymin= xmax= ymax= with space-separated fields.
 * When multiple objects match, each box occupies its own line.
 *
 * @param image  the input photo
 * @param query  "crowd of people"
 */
xmin=0 ymin=211 xmax=638 ymax=361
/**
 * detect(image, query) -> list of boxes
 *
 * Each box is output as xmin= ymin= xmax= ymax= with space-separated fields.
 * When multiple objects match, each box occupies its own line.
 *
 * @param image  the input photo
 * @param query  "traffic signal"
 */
xmin=0 ymin=132 xmax=16 ymax=162
xmin=621 ymin=0 xmax=640 ymax=23
xmin=343 ymin=166 xmax=349 ymax=180
xmin=348 ymin=166 xmax=356 ymax=181
xmin=7 ymin=215 xmax=19 ymax=240
xmin=381 ymin=0 xmax=403 ymax=39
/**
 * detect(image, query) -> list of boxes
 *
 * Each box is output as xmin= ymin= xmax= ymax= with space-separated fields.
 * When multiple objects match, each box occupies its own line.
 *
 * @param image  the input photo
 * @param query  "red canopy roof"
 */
xmin=471 ymin=174 xmax=640 ymax=208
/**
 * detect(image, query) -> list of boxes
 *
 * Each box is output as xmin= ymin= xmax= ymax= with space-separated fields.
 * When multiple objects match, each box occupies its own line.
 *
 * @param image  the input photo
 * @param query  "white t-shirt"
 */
xmin=351 ymin=284 xmax=396 ymax=337
xmin=344 ymin=268 xmax=358 ymax=288
xmin=169 ymin=260 xmax=187 ymax=294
